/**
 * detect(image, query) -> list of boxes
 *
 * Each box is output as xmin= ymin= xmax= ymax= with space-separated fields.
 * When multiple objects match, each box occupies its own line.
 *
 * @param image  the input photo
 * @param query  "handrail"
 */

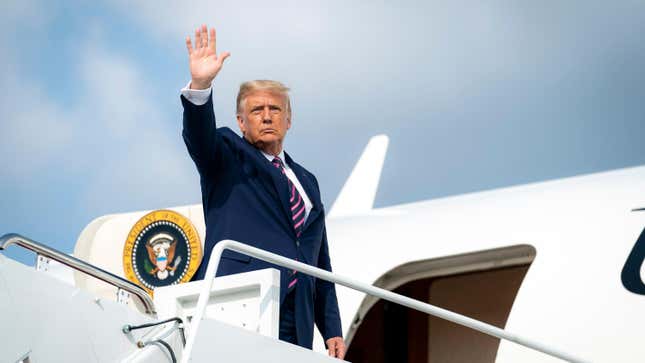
xmin=182 ymin=239 xmax=590 ymax=363
xmin=0 ymin=233 xmax=156 ymax=316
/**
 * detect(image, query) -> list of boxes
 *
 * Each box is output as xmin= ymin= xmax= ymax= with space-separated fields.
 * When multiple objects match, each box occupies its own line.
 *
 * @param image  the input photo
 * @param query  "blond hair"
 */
xmin=236 ymin=80 xmax=291 ymax=115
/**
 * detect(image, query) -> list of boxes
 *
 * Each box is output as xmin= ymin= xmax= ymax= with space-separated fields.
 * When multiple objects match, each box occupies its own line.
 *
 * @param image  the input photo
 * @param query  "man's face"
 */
xmin=236 ymin=90 xmax=291 ymax=152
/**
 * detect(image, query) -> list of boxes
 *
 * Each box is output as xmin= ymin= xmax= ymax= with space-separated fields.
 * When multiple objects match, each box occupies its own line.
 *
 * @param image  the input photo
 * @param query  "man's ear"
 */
xmin=236 ymin=114 xmax=246 ymax=135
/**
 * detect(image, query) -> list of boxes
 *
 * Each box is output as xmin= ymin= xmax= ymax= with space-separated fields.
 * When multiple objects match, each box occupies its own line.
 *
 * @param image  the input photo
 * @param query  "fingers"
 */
xmin=338 ymin=343 xmax=346 ymax=360
xmin=328 ymin=340 xmax=340 ymax=357
xmin=194 ymin=25 xmax=208 ymax=51
xmin=194 ymin=27 xmax=201 ymax=50
xmin=210 ymin=28 xmax=217 ymax=54
xmin=190 ymin=25 xmax=228 ymax=60
xmin=218 ymin=51 xmax=231 ymax=65
xmin=326 ymin=338 xmax=346 ymax=359
xmin=201 ymin=25 xmax=208 ymax=49
xmin=185 ymin=36 xmax=193 ymax=55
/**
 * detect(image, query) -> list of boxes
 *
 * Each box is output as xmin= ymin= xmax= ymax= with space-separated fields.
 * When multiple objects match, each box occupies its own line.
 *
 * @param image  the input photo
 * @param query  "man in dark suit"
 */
xmin=181 ymin=25 xmax=345 ymax=359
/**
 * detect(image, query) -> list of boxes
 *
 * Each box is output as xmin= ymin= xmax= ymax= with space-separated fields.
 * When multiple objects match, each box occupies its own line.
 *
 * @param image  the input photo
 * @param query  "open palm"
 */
xmin=186 ymin=25 xmax=230 ymax=90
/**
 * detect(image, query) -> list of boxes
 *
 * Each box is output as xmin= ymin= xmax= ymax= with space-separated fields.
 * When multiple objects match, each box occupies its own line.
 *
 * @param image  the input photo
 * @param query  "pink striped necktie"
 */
xmin=271 ymin=156 xmax=304 ymax=291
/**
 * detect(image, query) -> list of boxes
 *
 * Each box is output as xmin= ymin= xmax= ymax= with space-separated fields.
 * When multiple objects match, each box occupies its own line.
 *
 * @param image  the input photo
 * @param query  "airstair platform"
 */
xmin=191 ymin=318 xmax=341 ymax=362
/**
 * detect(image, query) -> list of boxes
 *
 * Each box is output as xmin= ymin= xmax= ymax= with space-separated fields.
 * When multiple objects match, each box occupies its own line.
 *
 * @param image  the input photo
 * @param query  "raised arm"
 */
xmin=181 ymin=25 xmax=230 ymax=175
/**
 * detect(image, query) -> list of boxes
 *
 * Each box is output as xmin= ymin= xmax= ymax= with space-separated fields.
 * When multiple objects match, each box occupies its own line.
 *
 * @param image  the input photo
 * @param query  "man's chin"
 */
xmin=251 ymin=136 xmax=282 ymax=152
xmin=259 ymin=134 xmax=281 ymax=144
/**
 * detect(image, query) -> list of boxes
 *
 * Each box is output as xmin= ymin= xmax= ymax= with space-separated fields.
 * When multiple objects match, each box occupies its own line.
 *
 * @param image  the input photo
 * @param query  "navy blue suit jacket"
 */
xmin=181 ymin=93 xmax=342 ymax=348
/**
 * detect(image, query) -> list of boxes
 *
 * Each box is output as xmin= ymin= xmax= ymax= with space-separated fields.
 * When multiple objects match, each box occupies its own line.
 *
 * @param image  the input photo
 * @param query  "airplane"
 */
xmin=1 ymin=134 xmax=643 ymax=362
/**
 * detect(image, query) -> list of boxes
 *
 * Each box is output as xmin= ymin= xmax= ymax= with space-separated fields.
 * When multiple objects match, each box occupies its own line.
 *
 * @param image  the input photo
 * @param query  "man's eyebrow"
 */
xmin=249 ymin=104 xmax=282 ymax=111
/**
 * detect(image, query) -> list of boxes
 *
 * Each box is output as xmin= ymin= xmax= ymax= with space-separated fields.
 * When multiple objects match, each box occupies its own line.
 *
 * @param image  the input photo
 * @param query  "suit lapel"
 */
xmin=238 ymin=137 xmax=296 ymax=236
xmin=285 ymin=152 xmax=322 ymax=232
xmin=268 ymin=164 xmax=298 ymax=236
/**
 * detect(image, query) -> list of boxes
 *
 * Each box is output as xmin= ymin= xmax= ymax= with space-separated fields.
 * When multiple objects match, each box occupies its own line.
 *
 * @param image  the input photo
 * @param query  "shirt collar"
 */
xmin=261 ymin=149 xmax=288 ymax=169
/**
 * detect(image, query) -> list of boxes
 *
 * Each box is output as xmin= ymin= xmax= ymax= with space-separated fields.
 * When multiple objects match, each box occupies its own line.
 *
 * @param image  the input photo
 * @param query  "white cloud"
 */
xmin=77 ymin=33 xmax=163 ymax=138
xmin=0 ymin=0 xmax=51 ymax=35
xmin=0 ymin=1 xmax=75 ymax=179
xmin=107 ymin=1 xmax=328 ymax=45
xmin=0 ymin=63 xmax=76 ymax=178
xmin=79 ymin=131 xmax=198 ymax=214
xmin=73 ymin=28 xmax=200 ymax=211
xmin=0 ymin=15 xmax=199 ymax=212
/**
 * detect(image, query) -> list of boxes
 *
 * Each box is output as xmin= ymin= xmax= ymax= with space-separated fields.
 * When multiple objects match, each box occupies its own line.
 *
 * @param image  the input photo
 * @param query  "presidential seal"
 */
xmin=123 ymin=210 xmax=202 ymax=295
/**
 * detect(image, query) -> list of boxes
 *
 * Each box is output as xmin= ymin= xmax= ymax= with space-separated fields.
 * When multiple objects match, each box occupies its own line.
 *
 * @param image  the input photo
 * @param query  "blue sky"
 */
xmin=2 ymin=0 xmax=645 ymax=265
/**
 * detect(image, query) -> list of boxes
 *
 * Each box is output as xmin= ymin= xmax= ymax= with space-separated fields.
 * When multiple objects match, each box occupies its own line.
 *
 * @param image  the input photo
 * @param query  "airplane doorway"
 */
xmin=345 ymin=245 xmax=534 ymax=363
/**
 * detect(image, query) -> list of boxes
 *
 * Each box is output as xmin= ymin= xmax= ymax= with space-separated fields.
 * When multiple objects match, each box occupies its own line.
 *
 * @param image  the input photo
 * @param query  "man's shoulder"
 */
xmin=216 ymin=126 xmax=240 ymax=138
xmin=215 ymin=127 xmax=247 ymax=148
xmin=300 ymin=165 xmax=318 ymax=183
xmin=215 ymin=127 xmax=265 ymax=165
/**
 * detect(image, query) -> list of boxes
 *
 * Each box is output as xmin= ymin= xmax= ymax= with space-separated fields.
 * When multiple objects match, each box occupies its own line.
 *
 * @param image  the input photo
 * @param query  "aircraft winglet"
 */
xmin=329 ymin=135 xmax=389 ymax=218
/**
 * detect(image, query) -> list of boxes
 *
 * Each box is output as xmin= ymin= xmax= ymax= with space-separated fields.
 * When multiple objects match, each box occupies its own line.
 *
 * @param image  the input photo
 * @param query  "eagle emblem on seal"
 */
xmin=145 ymin=233 xmax=181 ymax=280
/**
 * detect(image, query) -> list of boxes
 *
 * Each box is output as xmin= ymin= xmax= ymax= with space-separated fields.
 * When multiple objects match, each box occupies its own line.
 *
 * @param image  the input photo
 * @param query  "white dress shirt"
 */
xmin=181 ymin=83 xmax=313 ymax=222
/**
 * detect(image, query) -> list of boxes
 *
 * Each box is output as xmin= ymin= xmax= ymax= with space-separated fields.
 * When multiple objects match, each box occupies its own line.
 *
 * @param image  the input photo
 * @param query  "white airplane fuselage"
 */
xmin=326 ymin=165 xmax=645 ymax=362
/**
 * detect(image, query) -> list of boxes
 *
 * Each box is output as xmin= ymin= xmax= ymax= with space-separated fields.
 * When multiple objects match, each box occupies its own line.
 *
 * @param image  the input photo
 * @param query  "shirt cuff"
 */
xmin=180 ymin=81 xmax=212 ymax=106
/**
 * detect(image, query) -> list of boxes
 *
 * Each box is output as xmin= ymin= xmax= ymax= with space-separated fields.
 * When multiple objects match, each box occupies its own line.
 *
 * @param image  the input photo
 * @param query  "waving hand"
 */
xmin=186 ymin=25 xmax=230 ymax=90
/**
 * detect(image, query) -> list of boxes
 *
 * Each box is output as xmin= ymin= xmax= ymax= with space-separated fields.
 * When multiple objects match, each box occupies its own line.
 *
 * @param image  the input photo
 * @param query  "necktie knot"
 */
xmin=272 ymin=157 xmax=285 ymax=171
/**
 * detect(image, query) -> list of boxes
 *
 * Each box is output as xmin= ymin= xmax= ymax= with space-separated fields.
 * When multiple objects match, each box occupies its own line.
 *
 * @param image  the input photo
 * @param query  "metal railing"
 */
xmin=0 ymin=233 xmax=156 ymax=316
xmin=182 ymin=239 xmax=590 ymax=363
